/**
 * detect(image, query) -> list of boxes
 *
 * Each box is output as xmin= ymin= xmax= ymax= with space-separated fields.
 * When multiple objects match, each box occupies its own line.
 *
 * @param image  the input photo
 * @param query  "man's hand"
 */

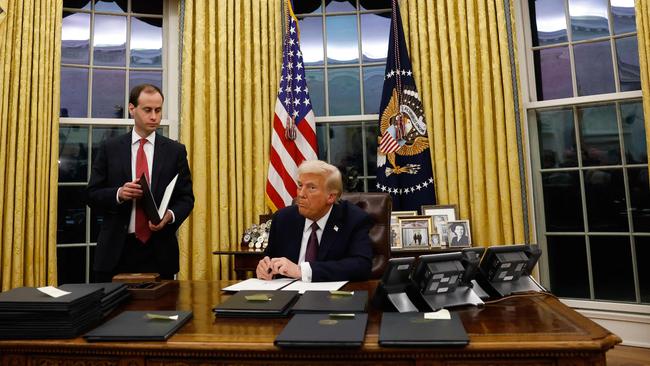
xmin=271 ymin=257 xmax=301 ymax=279
xmin=256 ymin=256 xmax=273 ymax=280
xmin=118 ymin=180 xmax=143 ymax=201
xmin=149 ymin=210 xmax=173 ymax=231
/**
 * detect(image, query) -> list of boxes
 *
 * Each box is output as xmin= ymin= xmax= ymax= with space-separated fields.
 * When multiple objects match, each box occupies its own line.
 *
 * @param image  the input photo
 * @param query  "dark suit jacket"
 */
xmin=87 ymin=131 xmax=194 ymax=274
xmin=264 ymin=201 xmax=373 ymax=282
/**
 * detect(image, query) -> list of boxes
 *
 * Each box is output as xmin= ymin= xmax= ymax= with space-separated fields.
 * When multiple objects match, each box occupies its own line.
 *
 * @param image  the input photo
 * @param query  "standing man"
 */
xmin=256 ymin=160 xmax=373 ymax=282
xmin=87 ymin=84 xmax=194 ymax=282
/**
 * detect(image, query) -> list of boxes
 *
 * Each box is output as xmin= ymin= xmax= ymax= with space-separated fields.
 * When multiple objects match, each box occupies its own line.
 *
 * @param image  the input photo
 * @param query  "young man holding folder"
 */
xmin=87 ymin=84 xmax=194 ymax=282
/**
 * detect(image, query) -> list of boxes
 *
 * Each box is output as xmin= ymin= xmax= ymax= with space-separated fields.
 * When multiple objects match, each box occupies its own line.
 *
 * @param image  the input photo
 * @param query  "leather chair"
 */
xmin=340 ymin=192 xmax=392 ymax=279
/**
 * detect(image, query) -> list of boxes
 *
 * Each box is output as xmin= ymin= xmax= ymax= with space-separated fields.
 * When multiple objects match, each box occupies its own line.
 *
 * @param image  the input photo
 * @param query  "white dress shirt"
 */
xmin=298 ymin=205 xmax=333 ymax=282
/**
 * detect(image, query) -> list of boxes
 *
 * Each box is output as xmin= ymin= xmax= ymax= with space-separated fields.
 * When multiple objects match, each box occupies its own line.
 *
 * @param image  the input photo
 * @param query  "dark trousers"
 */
xmin=94 ymin=234 xmax=175 ymax=282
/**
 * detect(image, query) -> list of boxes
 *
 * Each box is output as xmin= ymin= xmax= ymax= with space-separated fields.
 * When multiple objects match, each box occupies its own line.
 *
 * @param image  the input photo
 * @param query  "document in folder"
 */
xmin=138 ymin=173 xmax=178 ymax=224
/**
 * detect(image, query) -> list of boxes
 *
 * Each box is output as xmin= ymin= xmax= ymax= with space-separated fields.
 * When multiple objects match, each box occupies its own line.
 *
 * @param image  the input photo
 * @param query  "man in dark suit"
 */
xmin=87 ymin=84 xmax=194 ymax=282
xmin=256 ymin=160 xmax=372 ymax=282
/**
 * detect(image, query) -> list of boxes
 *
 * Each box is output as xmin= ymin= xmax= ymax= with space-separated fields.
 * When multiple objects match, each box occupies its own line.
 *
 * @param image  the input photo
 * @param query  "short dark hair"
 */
xmin=129 ymin=84 xmax=164 ymax=107
xmin=451 ymin=222 xmax=465 ymax=232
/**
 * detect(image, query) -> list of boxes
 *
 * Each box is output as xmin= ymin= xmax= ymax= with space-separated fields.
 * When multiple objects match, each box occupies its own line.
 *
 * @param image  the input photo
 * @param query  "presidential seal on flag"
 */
xmin=377 ymin=85 xmax=429 ymax=177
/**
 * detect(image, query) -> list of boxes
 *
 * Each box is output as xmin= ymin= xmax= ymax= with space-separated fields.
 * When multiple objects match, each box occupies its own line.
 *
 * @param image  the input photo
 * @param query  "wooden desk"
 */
xmin=0 ymin=281 xmax=621 ymax=365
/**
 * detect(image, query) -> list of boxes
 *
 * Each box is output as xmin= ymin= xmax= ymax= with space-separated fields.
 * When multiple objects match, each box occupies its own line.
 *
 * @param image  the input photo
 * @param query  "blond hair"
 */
xmin=297 ymin=160 xmax=342 ymax=199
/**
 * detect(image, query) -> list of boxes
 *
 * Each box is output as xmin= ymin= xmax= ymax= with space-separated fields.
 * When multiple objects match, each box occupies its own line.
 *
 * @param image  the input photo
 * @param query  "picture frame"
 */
xmin=430 ymin=233 xmax=441 ymax=248
xmin=421 ymin=205 xmax=458 ymax=247
xmin=390 ymin=210 xmax=417 ymax=249
xmin=447 ymin=220 xmax=472 ymax=247
xmin=398 ymin=216 xmax=433 ymax=248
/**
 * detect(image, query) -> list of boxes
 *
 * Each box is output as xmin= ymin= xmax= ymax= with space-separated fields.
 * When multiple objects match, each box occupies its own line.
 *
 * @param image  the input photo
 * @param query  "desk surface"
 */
xmin=0 ymin=280 xmax=621 ymax=365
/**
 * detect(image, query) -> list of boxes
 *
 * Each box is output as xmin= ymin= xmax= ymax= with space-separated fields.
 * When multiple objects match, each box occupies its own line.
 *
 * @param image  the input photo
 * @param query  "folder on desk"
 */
xmin=275 ymin=313 xmax=368 ymax=348
xmin=378 ymin=312 xmax=469 ymax=346
xmin=291 ymin=290 xmax=368 ymax=313
xmin=84 ymin=310 xmax=192 ymax=342
xmin=138 ymin=173 xmax=178 ymax=225
xmin=212 ymin=290 xmax=299 ymax=317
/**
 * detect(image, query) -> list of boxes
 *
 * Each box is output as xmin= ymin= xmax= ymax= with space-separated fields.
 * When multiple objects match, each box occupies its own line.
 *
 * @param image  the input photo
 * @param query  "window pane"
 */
xmin=365 ymin=122 xmax=379 ymax=175
xmin=621 ymin=101 xmax=647 ymax=164
xmin=574 ymin=41 xmax=615 ymax=96
xmin=60 ymin=67 xmax=89 ymax=117
xmin=93 ymin=0 xmax=126 ymax=13
xmin=92 ymin=69 xmax=126 ymax=118
xmin=57 ymin=247 xmax=87 ymax=285
xmin=92 ymin=126 xmax=127 ymax=163
xmin=611 ymin=0 xmax=636 ymax=34
xmin=62 ymin=12 xmax=90 ymax=65
xmin=326 ymin=15 xmax=359 ymax=65
xmin=59 ymin=126 xmax=89 ymax=182
xmin=129 ymin=70 xmax=162 ymax=92
xmin=360 ymin=13 xmax=390 ymax=62
xmin=590 ymin=236 xmax=636 ymax=301
xmin=131 ymin=17 xmax=163 ymax=68
xmin=325 ymin=0 xmax=356 ymax=13
xmin=363 ymin=65 xmax=384 ymax=114
xmin=628 ymin=168 xmax=650 ymax=232
xmin=57 ymin=186 xmax=87 ymax=244
xmin=132 ymin=1 xmax=163 ymax=15
xmin=531 ymin=0 xmax=568 ymax=46
xmin=547 ymin=236 xmax=590 ymax=298
xmin=578 ymin=104 xmax=620 ymax=166
xmin=63 ymin=0 xmax=91 ymax=10
xmin=615 ymin=36 xmax=641 ymax=92
xmin=542 ymin=171 xmax=584 ymax=231
xmin=366 ymin=177 xmax=377 ymax=192
xmin=299 ymin=17 xmax=324 ymax=66
xmin=93 ymin=15 xmax=126 ymax=66
xmin=568 ymin=0 xmax=610 ymax=41
xmin=636 ymin=236 xmax=650 ymax=303
xmin=537 ymin=108 xmax=578 ymax=168
xmin=534 ymin=47 xmax=573 ymax=100
xmin=585 ymin=169 xmax=628 ymax=232
xmin=305 ymin=69 xmax=325 ymax=116
xmin=328 ymin=67 xmax=361 ymax=115
xmin=329 ymin=124 xmax=364 ymax=185
xmin=317 ymin=123 xmax=328 ymax=161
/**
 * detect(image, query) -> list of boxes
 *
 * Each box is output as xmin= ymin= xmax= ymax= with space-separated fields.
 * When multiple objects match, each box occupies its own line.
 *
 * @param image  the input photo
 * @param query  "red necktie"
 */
xmin=135 ymin=138 xmax=151 ymax=244
xmin=304 ymin=222 xmax=319 ymax=262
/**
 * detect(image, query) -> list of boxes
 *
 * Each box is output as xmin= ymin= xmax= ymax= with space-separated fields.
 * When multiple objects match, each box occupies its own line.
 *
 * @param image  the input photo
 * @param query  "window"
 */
xmin=294 ymin=0 xmax=391 ymax=192
xmin=57 ymin=0 xmax=177 ymax=284
xmin=523 ymin=0 xmax=649 ymax=305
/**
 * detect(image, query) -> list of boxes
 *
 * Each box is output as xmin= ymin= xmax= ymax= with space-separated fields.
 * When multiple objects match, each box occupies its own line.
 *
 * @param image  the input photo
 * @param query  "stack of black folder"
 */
xmin=378 ymin=312 xmax=469 ymax=346
xmin=0 ymin=286 xmax=104 ymax=339
xmin=213 ymin=290 xmax=299 ymax=317
xmin=84 ymin=310 xmax=193 ymax=341
xmin=59 ymin=282 xmax=131 ymax=317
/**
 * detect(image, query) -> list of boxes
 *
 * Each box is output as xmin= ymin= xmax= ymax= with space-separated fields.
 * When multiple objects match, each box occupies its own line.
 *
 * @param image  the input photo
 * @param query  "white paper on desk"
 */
xmin=37 ymin=286 xmax=71 ymax=298
xmin=424 ymin=309 xmax=451 ymax=320
xmin=281 ymin=280 xmax=348 ymax=294
xmin=221 ymin=278 xmax=296 ymax=292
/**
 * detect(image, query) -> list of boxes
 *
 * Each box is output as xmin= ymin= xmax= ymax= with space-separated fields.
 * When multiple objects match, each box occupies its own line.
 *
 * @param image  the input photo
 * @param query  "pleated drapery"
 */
xmin=179 ymin=0 xmax=282 ymax=280
xmin=0 ymin=0 xmax=61 ymax=289
xmin=636 ymin=0 xmax=650 ymax=175
xmin=400 ymin=0 xmax=528 ymax=245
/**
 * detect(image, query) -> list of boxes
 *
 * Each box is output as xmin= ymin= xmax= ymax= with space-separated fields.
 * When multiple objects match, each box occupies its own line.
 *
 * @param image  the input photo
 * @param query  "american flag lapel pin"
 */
xmin=334 ymin=225 xmax=339 ymax=232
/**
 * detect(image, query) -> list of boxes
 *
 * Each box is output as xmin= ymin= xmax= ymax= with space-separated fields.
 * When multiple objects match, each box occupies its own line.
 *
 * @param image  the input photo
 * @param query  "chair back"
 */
xmin=340 ymin=192 xmax=392 ymax=279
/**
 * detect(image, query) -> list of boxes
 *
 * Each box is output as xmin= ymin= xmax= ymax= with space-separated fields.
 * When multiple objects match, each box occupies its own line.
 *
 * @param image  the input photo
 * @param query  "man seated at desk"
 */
xmin=256 ymin=160 xmax=372 ymax=282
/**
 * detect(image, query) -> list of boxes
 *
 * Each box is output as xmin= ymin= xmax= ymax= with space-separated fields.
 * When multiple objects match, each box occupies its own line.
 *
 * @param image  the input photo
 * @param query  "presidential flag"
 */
xmin=265 ymin=0 xmax=318 ymax=212
xmin=376 ymin=0 xmax=436 ymax=211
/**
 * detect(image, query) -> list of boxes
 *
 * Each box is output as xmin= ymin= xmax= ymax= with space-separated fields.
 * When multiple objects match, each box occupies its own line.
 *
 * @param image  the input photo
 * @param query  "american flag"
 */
xmin=265 ymin=0 xmax=317 ymax=211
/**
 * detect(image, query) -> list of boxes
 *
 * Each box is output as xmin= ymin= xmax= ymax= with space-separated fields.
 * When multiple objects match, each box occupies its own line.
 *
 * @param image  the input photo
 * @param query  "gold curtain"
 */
xmin=401 ymin=0 xmax=527 ymax=245
xmin=636 ymin=0 xmax=650 ymax=172
xmin=179 ymin=0 xmax=282 ymax=280
xmin=0 ymin=0 xmax=6 ymax=25
xmin=0 ymin=0 xmax=61 ymax=290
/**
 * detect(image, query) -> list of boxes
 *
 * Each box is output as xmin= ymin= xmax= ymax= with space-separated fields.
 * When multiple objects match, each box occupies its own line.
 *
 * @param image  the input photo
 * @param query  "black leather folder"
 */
xmin=0 ymin=286 xmax=103 ymax=312
xmin=59 ymin=282 xmax=131 ymax=316
xmin=84 ymin=310 xmax=192 ymax=341
xmin=213 ymin=290 xmax=299 ymax=317
xmin=275 ymin=313 xmax=368 ymax=347
xmin=378 ymin=311 xmax=469 ymax=346
xmin=291 ymin=290 xmax=368 ymax=313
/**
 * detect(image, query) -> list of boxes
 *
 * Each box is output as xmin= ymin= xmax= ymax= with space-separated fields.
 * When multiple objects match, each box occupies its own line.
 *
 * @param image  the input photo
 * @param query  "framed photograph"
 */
xmin=390 ymin=211 xmax=417 ymax=249
xmin=421 ymin=205 xmax=458 ymax=247
xmin=399 ymin=216 xmax=433 ymax=248
xmin=447 ymin=220 xmax=471 ymax=247
xmin=430 ymin=233 xmax=441 ymax=248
